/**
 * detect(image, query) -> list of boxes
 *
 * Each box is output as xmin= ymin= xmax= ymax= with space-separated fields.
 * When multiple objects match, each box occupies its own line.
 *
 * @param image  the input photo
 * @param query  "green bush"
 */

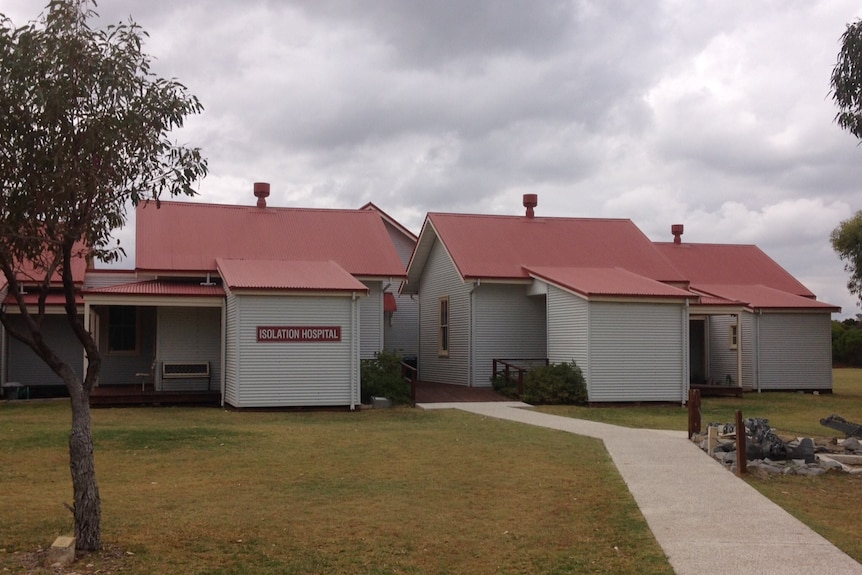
xmin=522 ymin=361 xmax=587 ymax=405
xmin=360 ymin=350 xmax=412 ymax=405
xmin=833 ymin=319 xmax=862 ymax=367
xmin=491 ymin=374 xmax=519 ymax=399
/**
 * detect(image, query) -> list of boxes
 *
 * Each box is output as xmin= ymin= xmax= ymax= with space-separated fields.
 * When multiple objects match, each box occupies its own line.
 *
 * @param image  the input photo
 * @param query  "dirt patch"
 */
xmin=2 ymin=545 xmax=130 ymax=574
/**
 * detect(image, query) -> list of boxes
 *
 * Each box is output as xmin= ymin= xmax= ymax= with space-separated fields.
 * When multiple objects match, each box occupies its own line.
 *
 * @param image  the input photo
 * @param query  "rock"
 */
xmin=819 ymin=459 xmax=845 ymax=471
xmin=45 ymin=536 xmax=75 ymax=568
xmin=842 ymin=437 xmax=862 ymax=452
xmin=796 ymin=466 xmax=826 ymax=477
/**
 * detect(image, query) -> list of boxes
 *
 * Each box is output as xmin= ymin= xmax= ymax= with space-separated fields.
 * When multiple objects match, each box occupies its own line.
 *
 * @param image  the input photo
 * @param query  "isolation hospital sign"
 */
xmin=257 ymin=326 xmax=342 ymax=342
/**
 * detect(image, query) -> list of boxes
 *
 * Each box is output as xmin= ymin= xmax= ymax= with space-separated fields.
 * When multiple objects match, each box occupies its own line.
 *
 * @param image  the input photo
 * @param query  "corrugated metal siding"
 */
xmin=757 ymin=313 xmax=832 ymax=390
xmin=418 ymin=239 xmax=472 ymax=386
xmin=156 ymin=307 xmax=222 ymax=391
xmin=587 ymin=301 xmax=686 ymax=402
xmin=98 ymin=307 xmax=157 ymax=385
xmin=7 ymin=315 xmax=83 ymax=386
xmin=359 ymin=281 xmax=383 ymax=360
xmin=471 ymin=284 xmax=546 ymax=387
xmin=224 ymin=290 xmax=239 ymax=406
xmin=229 ymin=294 xmax=356 ymax=408
xmin=384 ymin=292 xmax=419 ymax=357
xmin=547 ymin=286 xmax=589 ymax=373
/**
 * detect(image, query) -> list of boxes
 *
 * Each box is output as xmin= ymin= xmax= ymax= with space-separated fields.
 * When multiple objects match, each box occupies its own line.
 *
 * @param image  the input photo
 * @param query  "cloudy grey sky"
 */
xmin=6 ymin=0 xmax=862 ymax=317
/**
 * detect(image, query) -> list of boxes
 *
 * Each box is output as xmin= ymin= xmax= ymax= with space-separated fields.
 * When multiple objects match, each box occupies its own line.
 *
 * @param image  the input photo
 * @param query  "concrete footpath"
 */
xmin=419 ymin=401 xmax=862 ymax=575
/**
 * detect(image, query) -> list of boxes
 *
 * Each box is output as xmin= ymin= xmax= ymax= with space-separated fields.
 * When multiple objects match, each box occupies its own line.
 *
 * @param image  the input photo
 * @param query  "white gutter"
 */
xmin=737 ymin=313 xmax=743 ymax=390
xmin=351 ymin=291 xmax=358 ymax=410
xmin=682 ymin=299 xmax=689 ymax=405
xmin=756 ymin=309 xmax=762 ymax=393
xmin=220 ymin=302 xmax=227 ymax=407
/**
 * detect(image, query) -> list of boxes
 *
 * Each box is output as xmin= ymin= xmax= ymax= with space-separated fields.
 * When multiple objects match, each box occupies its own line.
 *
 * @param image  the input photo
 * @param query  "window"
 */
xmin=729 ymin=324 xmax=738 ymax=350
xmin=108 ymin=306 xmax=138 ymax=353
xmin=438 ymin=296 xmax=449 ymax=357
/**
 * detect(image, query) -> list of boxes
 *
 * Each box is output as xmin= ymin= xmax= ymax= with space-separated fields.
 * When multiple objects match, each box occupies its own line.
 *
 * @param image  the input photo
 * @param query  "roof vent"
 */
xmin=254 ymin=182 xmax=270 ymax=208
xmin=671 ymin=224 xmax=684 ymax=244
xmin=523 ymin=193 xmax=538 ymax=218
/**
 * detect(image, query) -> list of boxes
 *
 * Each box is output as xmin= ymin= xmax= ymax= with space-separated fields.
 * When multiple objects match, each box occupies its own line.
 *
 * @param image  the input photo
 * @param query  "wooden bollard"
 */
xmin=735 ymin=410 xmax=747 ymax=476
xmin=687 ymin=389 xmax=701 ymax=438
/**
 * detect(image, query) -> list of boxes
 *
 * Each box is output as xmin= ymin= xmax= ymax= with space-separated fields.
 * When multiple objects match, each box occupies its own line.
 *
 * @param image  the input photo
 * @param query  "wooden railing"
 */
xmin=492 ymin=358 xmax=548 ymax=398
xmin=401 ymin=361 xmax=418 ymax=405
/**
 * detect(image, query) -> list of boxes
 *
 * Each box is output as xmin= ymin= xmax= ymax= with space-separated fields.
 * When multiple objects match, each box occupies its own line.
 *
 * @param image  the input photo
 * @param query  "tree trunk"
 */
xmin=68 ymin=384 xmax=101 ymax=551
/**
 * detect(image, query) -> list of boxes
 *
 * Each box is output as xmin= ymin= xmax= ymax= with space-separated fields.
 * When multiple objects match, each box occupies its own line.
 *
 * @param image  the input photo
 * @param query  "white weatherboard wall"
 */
xmin=547 ymin=285 xmax=589 ymax=372
xmin=224 ymin=293 xmax=358 ymax=408
xmin=6 ymin=315 xmax=83 ymax=387
xmin=359 ymin=281 xmax=383 ymax=360
xmin=224 ymin=290 xmax=240 ymax=406
xmin=708 ymin=314 xmax=755 ymax=389
xmin=471 ymin=283 xmax=546 ymax=387
xmin=384 ymin=292 xmax=419 ymax=358
xmin=156 ymin=307 xmax=222 ymax=391
xmin=381 ymin=219 xmax=419 ymax=357
xmin=418 ymin=239 xmax=472 ymax=386
xmin=756 ymin=312 xmax=832 ymax=391
xmin=586 ymin=301 xmax=687 ymax=403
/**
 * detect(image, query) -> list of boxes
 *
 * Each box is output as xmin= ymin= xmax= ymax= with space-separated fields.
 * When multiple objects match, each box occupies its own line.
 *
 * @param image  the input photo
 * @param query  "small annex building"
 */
xmin=0 ymin=245 xmax=89 ymax=397
xmin=2 ymin=184 xmax=412 ymax=408
xmin=403 ymin=195 xmax=839 ymax=403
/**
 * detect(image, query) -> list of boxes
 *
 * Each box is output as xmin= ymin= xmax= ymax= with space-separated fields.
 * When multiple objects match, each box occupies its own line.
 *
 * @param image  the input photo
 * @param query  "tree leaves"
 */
xmin=832 ymin=20 xmax=862 ymax=141
xmin=831 ymin=210 xmax=862 ymax=307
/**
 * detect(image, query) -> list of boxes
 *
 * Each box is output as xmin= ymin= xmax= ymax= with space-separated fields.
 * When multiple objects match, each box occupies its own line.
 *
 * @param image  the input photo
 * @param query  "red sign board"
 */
xmin=257 ymin=326 xmax=342 ymax=342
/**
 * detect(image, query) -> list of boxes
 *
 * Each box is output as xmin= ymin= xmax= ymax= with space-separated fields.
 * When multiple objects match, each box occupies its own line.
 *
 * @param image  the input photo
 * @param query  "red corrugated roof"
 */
xmin=217 ymin=259 xmax=369 ymax=292
xmin=693 ymin=284 xmax=840 ymax=311
xmin=655 ymin=242 xmax=814 ymax=297
xmin=526 ymin=266 xmax=695 ymax=298
xmin=11 ymin=241 xmax=89 ymax=286
xmin=411 ymin=213 xmax=687 ymax=284
xmin=136 ymin=201 xmax=406 ymax=277
xmin=3 ymin=292 xmax=84 ymax=306
xmin=84 ymin=280 xmax=225 ymax=297
xmin=360 ymin=202 xmax=418 ymax=241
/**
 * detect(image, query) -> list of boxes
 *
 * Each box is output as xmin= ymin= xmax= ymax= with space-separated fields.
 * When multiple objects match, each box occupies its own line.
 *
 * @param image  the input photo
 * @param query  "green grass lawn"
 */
xmin=0 ymin=402 xmax=673 ymax=575
xmin=5 ymin=370 xmax=862 ymax=573
xmin=538 ymin=368 xmax=862 ymax=437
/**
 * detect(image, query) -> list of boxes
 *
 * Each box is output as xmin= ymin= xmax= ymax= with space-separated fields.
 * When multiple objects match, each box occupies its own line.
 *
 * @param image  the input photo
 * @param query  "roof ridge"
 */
xmin=428 ymin=211 xmax=633 ymax=223
xmin=146 ymin=200 xmax=375 ymax=215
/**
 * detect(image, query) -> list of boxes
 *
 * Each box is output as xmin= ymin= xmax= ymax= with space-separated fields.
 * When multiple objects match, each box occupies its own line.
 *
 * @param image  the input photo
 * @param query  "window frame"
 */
xmin=729 ymin=323 xmax=738 ymax=350
xmin=106 ymin=305 xmax=140 ymax=355
xmin=438 ymin=296 xmax=449 ymax=357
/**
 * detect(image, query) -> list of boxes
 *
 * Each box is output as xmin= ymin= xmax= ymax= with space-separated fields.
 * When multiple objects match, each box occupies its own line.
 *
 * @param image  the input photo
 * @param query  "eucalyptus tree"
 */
xmin=832 ymin=21 xmax=862 ymax=308
xmin=831 ymin=210 xmax=862 ymax=308
xmin=0 ymin=0 xmax=206 ymax=550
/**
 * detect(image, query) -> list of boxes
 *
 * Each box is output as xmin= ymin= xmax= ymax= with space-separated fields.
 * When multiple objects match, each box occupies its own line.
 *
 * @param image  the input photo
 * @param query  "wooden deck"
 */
xmin=89 ymin=385 xmax=220 ymax=407
xmin=690 ymin=383 xmax=744 ymax=398
xmin=413 ymin=381 xmax=510 ymax=403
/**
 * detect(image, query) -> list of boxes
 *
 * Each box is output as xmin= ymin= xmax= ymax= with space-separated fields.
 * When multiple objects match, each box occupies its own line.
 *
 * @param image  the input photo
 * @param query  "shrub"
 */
xmin=491 ymin=374 xmax=519 ymax=399
xmin=360 ymin=350 xmax=412 ymax=405
xmin=522 ymin=361 xmax=587 ymax=405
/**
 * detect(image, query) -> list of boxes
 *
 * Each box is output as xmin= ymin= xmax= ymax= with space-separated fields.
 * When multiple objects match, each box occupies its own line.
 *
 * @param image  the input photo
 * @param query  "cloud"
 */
xmin=5 ymin=0 xmax=862 ymax=316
